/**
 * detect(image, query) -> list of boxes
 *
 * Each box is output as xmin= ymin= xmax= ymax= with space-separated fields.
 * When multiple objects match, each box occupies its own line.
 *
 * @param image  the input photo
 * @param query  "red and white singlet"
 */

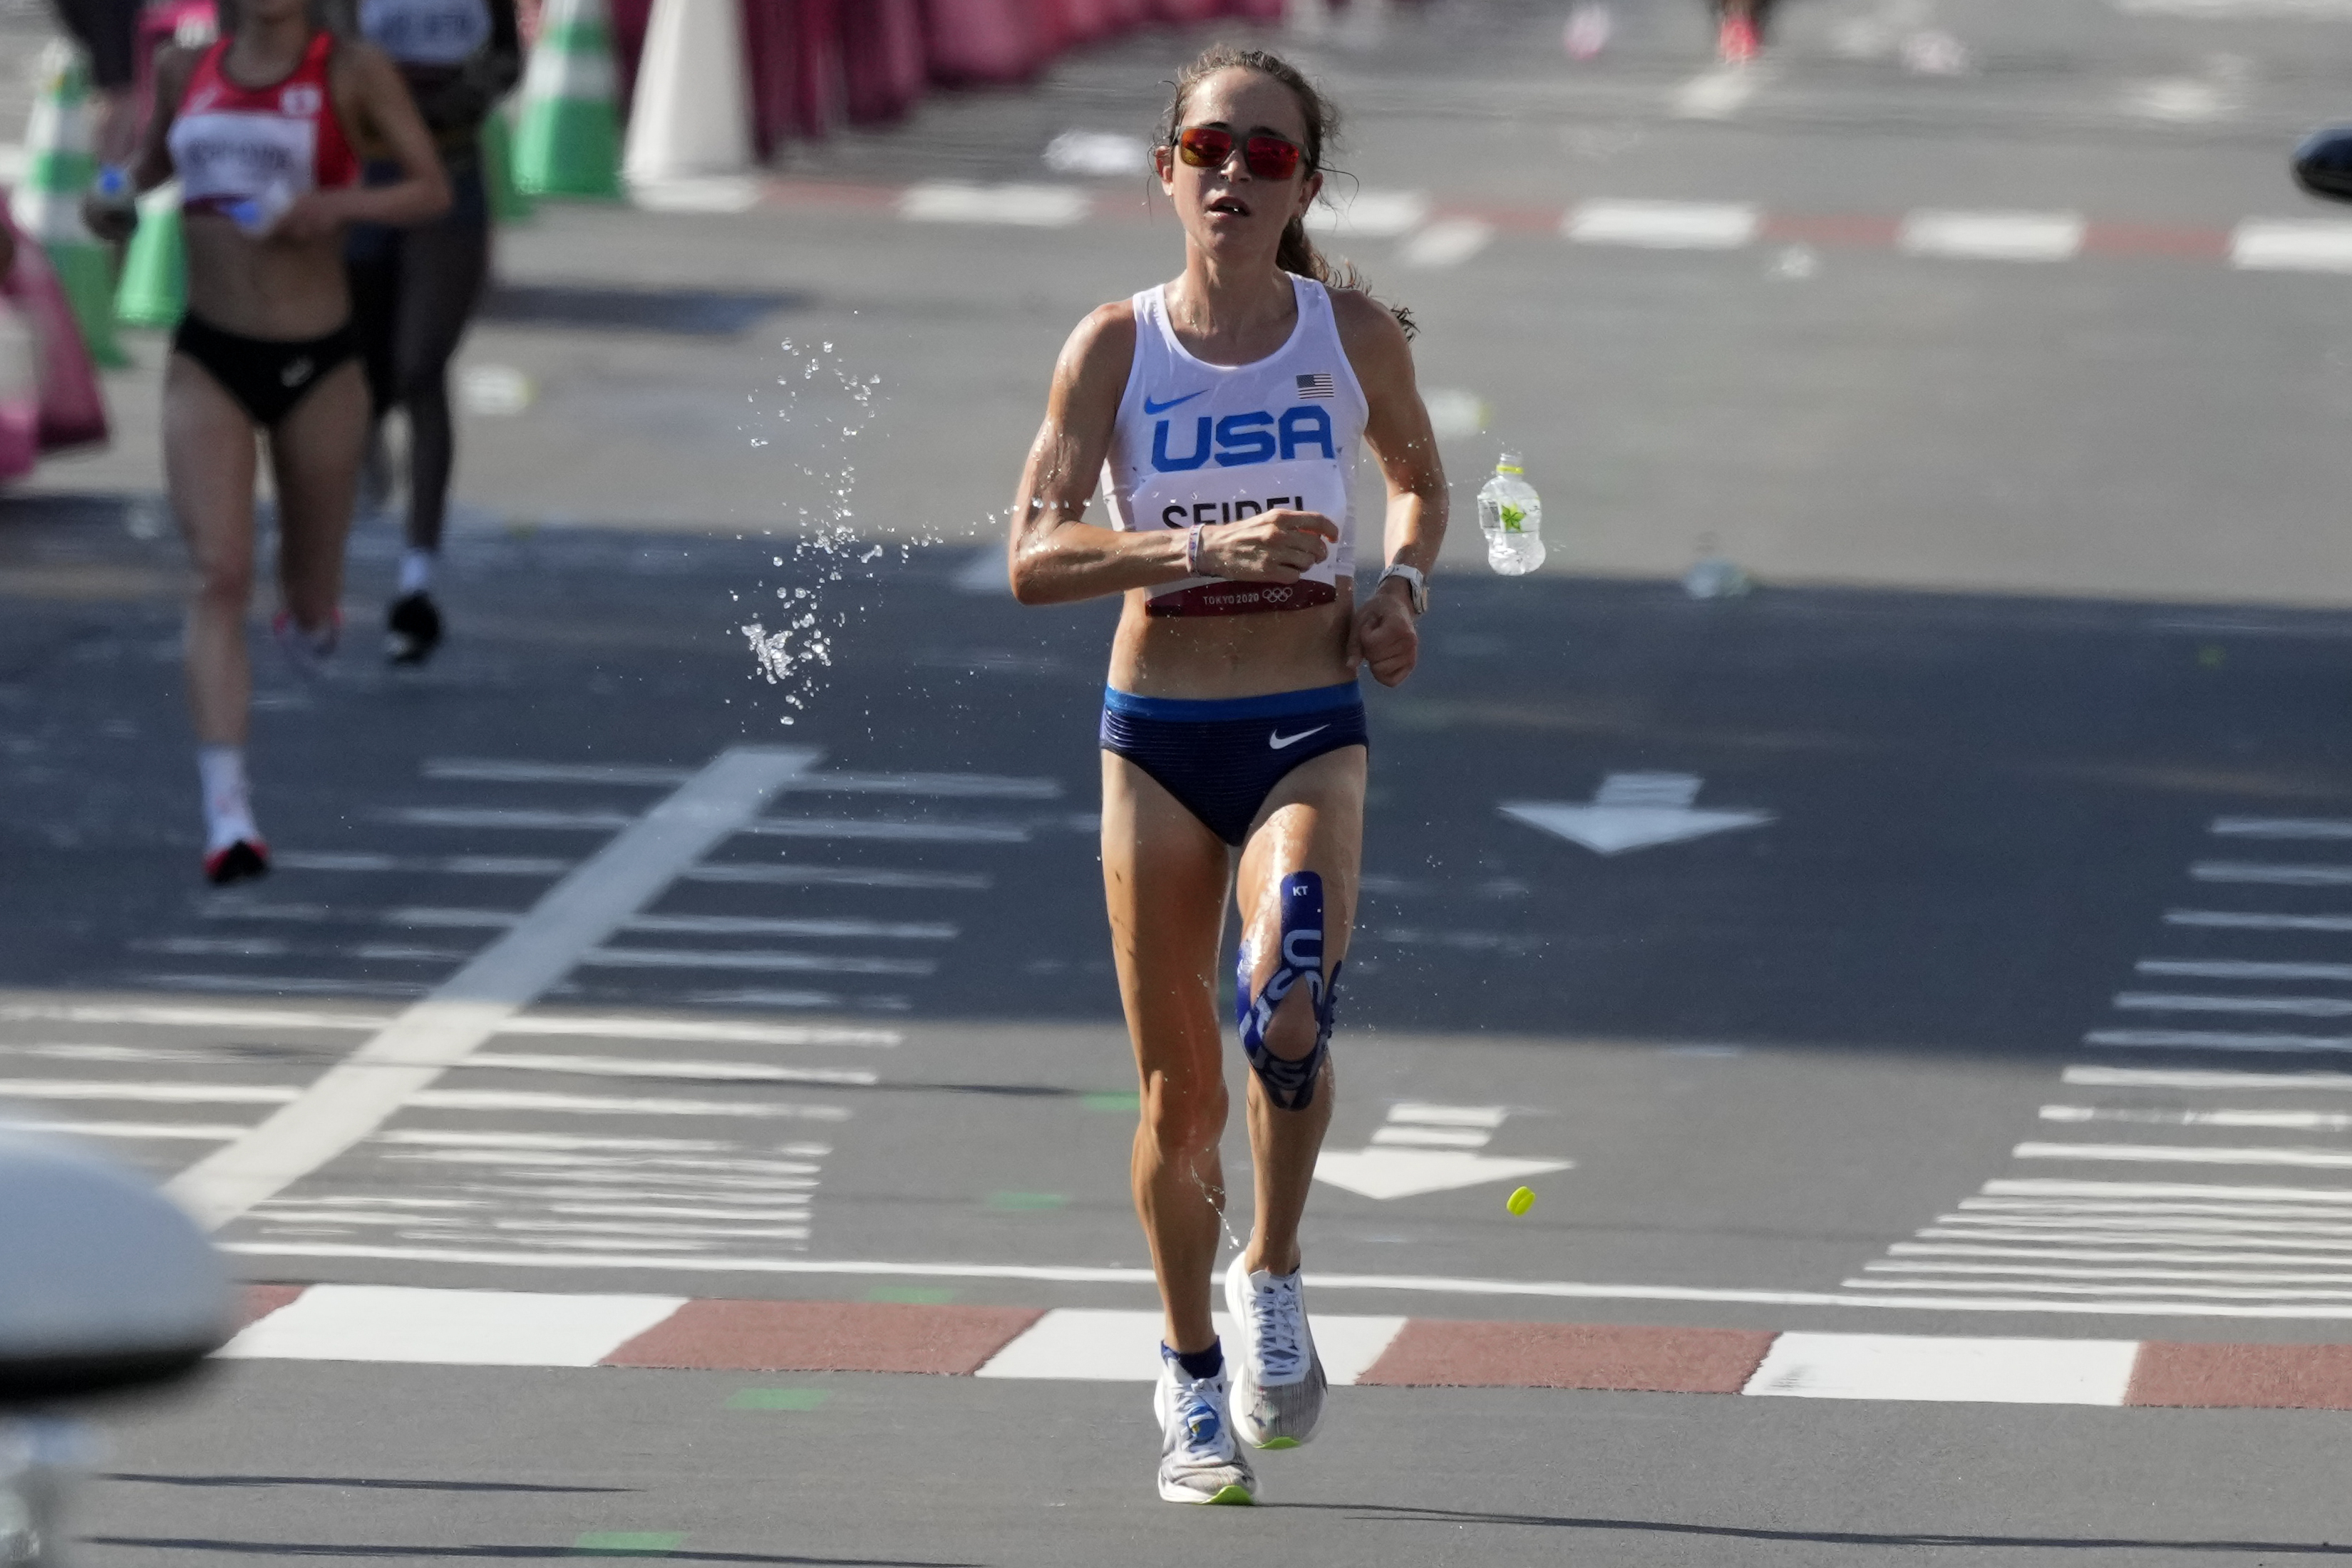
xmin=169 ymin=32 xmax=359 ymax=217
xmin=1102 ymin=274 xmax=1367 ymax=617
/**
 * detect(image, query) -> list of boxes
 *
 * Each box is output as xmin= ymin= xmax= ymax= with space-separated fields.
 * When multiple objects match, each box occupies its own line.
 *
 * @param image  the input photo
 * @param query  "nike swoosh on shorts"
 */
xmin=1268 ymin=726 xmax=1329 ymax=750
xmin=1143 ymin=391 xmax=1206 ymax=415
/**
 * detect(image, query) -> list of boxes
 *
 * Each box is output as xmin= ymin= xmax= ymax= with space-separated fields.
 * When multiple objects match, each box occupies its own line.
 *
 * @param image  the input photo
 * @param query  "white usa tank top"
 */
xmin=1103 ymin=274 xmax=1366 ymax=617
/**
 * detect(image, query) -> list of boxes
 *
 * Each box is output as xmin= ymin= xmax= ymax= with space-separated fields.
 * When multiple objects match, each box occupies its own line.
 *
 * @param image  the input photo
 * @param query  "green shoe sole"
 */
xmin=1257 ymin=1437 xmax=1300 ymax=1450
xmin=1205 ymin=1485 xmax=1255 ymax=1506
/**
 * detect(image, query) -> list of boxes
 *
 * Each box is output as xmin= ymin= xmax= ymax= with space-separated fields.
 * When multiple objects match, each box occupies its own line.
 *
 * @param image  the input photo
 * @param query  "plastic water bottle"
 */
xmin=1476 ymin=452 xmax=1545 ymax=575
xmin=1682 ymin=535 xmax=1753 ymax=599
xmin=228 ymin=181 xmax=294 ymax=237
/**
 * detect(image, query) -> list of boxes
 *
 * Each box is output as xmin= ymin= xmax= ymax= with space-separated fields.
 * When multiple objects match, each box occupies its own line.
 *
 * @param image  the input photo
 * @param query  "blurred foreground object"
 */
xmin=0 ymin=1130 xmax=231 ymax=1568
xmin=2293 ymin=125 xmax=2352 ymax=202
xmin=0 ymin=203 xmax=110 ymax=461
xmin=0 ymin=1130 xmax=231 ymax=1400
xmin=11 ymin=42 xmax=125 ymax=369
xmin=514 ymin=0 xmax=625 ymax=197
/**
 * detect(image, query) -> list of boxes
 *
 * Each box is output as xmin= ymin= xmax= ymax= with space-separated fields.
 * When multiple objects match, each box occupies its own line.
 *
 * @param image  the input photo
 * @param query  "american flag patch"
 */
xmin=1295 ymin=372 xmax=1335 ymax=399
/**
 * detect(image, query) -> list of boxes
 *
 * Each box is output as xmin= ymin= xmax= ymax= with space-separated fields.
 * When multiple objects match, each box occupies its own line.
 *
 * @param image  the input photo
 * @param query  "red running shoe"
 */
xmin=1718 ymin=13 xmax=1758 ymax=61
xmin=203 ymin=838 xmax=270 ymax=885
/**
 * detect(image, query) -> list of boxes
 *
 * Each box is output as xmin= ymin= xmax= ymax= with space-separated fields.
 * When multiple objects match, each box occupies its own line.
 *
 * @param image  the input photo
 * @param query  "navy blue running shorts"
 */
xmin=1099 ymin=681 xmax=1368 ymax=846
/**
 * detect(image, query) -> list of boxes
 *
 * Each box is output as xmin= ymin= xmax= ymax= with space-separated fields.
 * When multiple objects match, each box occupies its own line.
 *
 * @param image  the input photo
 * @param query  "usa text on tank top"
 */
xmin=361 ymin=0 xmax=492 ymax=68
xmin=1103 ymin=274 xmax=1368 ymax=618
xmin=170 ymin=33 xmax=359 ymax=217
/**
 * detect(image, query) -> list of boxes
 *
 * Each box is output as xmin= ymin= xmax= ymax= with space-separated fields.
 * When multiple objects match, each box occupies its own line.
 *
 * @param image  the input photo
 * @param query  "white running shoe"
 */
xmin=1152 ymin=1346 xmax=1255 ymax=1505
xmin=1224 ymin=1255 xmax=1327 ymax=1449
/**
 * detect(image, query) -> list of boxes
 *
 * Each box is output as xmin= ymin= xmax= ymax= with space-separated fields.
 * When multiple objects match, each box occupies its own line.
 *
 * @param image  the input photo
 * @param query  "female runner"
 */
xmin=1009 ymin=44 xmax=1444 ymax=1505
xmin=345 ymin=0 xmax=521 ymax=664
xmin=99 ymin=0 xmax=447 ymax=881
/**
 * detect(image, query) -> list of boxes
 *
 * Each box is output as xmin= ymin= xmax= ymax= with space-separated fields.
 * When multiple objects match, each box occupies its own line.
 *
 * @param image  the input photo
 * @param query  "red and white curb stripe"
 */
xmin=223 ymin=1284 xmax=2352 ymax=1408
xmin=741 ymin=177 xmax=2352 ymax=274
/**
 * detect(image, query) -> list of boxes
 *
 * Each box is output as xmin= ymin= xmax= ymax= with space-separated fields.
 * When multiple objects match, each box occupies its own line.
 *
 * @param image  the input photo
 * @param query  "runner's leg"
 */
xmin=268 ymin=361 xmax=370 ymax=635
xmin=1235 ymin=744 xmax=1364 ymax=1274
xmin=392 ymin=212 xmax=491 ymax=556
xmin=1102 ymin=751 xmax=1234 ymax=1355
xmin=164 ymin=354 xmax=260 ymax=746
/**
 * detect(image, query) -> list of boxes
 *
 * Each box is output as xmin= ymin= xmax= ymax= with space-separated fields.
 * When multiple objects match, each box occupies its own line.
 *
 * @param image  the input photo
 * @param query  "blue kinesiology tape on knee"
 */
xmin=1239 ymin=872 xmax=1341 ymax=1112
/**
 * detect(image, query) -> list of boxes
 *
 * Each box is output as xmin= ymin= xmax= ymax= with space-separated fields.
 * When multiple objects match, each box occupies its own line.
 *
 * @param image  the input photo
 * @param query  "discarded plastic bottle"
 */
xmin=1476 ymin=451 xmax=1545 ymax=575
xmin=1683 ymin=535 xmax=1752 ymax=599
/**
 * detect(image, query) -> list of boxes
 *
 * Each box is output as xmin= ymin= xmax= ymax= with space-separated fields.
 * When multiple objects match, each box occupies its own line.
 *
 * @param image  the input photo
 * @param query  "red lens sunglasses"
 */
xmin=1173 ymin=125 xmax=1304 ymax=182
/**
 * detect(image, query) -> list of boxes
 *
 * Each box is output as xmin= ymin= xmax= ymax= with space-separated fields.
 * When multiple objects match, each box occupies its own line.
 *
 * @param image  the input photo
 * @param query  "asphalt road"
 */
xmin=14 ymin=0 xmax=2352 ymax=1559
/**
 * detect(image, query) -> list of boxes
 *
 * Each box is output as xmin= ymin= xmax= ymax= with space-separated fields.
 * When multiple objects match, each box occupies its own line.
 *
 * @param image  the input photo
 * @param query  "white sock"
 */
xmin=197 ymin=745 xmax=260 ymax=855
xmin=398 ymin=547 xmax=435 ymax=597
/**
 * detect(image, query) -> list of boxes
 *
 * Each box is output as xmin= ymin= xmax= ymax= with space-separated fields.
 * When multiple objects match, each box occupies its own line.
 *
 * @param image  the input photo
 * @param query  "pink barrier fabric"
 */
xmin=842 ymin=0 xmax=927 ymax=125
xmin=0 ymin=203 xmax=109 ymax=455
xmin=0 ymin=294 xmax=37 ymax=482
xmin=920 ymin=0 xmax=1042 ymax=86
xmin=743 ymin=0 xmax=844 ymax=151
xmin=1144 ymin=0 xmax=1222 ymax=21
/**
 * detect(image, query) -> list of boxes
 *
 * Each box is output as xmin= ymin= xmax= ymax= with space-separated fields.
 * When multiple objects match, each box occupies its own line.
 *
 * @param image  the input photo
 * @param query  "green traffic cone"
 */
xmin=480 ymin=107 xmax=535 ymax=222
xmin=512 ymin=0 xmax=623 ymax=200
xmin=115 ymin=182 xmax=186 ymax=328
xmin=10 ymin=41 xmax=126 ymax=367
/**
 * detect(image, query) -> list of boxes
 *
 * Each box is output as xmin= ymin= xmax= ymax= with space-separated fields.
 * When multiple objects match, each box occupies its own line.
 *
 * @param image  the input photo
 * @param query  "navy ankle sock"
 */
xmin=1171 ymin=1340 xmax=1224 ymax=1381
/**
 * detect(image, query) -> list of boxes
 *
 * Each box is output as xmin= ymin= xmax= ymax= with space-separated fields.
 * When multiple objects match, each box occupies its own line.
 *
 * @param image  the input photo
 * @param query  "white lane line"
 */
xmin=134 ymin=975 xmax=428 ymax=999
xmin=1566 ymin=200 xmax=1758 ymax=250
xmin=1371 ymin=1127 xmax=1490 ymax=1148
xmin=777 ymin=772 xmax=1059 ymax=800
xmin=900 ymin=182 xmax=1088 ymax=227
xmin=220 ymin=1284 xmax=684 ymax=1365
xmin=1868 ymin=1263 xmax=2352 ymax=1284
xmin=167 ymin=747 xmax=820 ymax=1230
xmin=402 ymin=1089 xmax=850 ymax=1120
xmin=1916 ymin=1227 xmax=2352 ymax=1252
xmin=490 ymin=1219 xmax=810 ymax=1241
xmin=2044 ymin=1105 xmax=2352 ymax=1132
xmin=1849 ymin=1278 xmax=2352 ymax=1302
xmin=2065 ymin=1066 xmax=2352 ymax=1091
xmin=2088 ymin=1028 xmax=2352 ymax=1053
xmin=974 ymin=1308 xmax=1405 ymax=1383
xmin=2214 ymin=817 xmax=2352 ymax=840
xmin=1934 ymin=1212 xmax=2352 ymax=1238
xmin=1989 ymin=1177 xmax=2352 ymax=1204
xmin=210 ymin=1243 xmax=2352 ymax=1318
xmin=426 ymin=760 xmax=692 ymax=785
xmin=0 ymin=1004 xmax=391 ymax=1031
xmin=2018 ymin=1142 xmax=2352 ymax=1170
xmin=578 ymin=948 xmax=934 ymax=976
xmin=624 ymin=914 xmax=956 ymax=942
xmin=542 ymin=1203 xmax=810 ymax=1222
xmin=2194 ymin=860 xmax=2352 ymax=885
xmin=1398 ymin=217 xmax=1494 ymax=270
xmin=1899 ymin=1244 xmax=2352 ymax=1267
xmin=2115 ymin=992 xmax=2352 ymax=1017
xmin=1743 ymin=1332 xmax=2135 ymax=1405
xmin=736 ymin=817 xmax=1028 ymax=844
xmin=376 ymin=1130 xmax=730 ymax=1151
xmin=683 ymin=864 xmax=991 ymax=890
xmin=1306 ymin=190 xmax=1430 ymax=239
xmin=0 ymin=1080 xmax=297 ymax=1103
xmin=274 ymin=853 xmax=576 ymax=875
xmin=2138 ymin=959 xmax=2352 ymax=982
xmin=0 ymin=1119 xmax=247 ymax=1140
xmin=463 ymin=1052 xmax=877 ymax=1087
xmin=1388 ymin=1103 xmax=1509 ymax=1128
xmin=1964 ymin=1198 xmax=2352 ymax=1221
xmin=387 ymin=808 xmax=636 ymax=832
xmin=2233 ymin=220 xmax=2352 ymax=272
xmin=2168 ymin=910 xmax=2352 ymax=932
xmin=1671 ymin=63 xmax=1768 ymax=120
xmin=1899 ymin=210 xmax=2085 ymax=262
xmin=498 ymin=1016 xmax=896 ymax=1048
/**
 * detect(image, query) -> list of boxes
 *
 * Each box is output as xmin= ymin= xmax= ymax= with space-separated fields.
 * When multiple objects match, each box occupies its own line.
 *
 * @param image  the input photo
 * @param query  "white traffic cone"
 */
xmin=11 ymin=41 xmax=125 ymax=368
xmin=621 ymin=0 xmax=755 ymax=209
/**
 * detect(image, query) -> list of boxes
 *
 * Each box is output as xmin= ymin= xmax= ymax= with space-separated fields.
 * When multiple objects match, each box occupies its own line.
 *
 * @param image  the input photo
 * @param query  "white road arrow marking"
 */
xmin=1313 ymin=1148 xmax=1572 ymax=1201
xmin=1501 ymin=773 xmax=1774 ymax=856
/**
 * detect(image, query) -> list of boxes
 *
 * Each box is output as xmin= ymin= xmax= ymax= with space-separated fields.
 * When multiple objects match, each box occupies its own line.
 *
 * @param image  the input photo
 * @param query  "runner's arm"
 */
xmin=1334 ymin=289 xmax=1446 ymax=684
xmin=309 ymin=43 xmax=451 ymax=229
